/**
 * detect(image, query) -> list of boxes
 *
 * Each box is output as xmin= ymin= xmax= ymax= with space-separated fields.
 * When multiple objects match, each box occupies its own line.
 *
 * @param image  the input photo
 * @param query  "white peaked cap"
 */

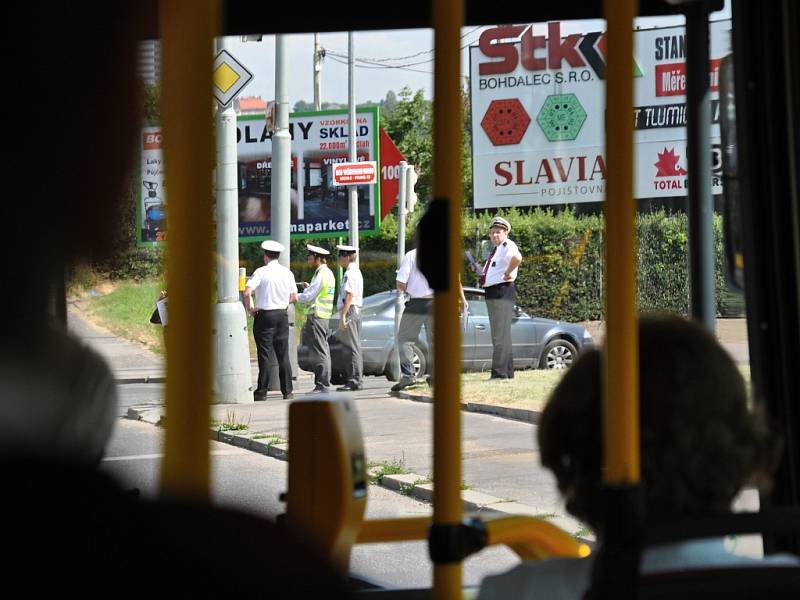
xmin=261 ymin=240 xmax=285 ymax=253
xmin=306 ymin=244 xmax=330 ymax=256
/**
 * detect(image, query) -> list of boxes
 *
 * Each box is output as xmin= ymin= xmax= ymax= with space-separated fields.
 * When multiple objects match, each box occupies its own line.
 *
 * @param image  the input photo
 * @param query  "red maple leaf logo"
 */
xmin=654 ymin=147 xmax=688 ymax=177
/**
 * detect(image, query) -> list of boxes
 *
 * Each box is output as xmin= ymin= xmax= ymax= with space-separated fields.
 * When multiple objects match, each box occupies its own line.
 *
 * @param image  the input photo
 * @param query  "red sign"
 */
xmin=379 ymin=128 xmax=406 ymax=218
xmin=143 ymin=131 xmax=162 ymax=150
xmin=655 ymin=59 xmax=721 ymax=97
xmin=331 ymin=161 xmax=377 ymax=185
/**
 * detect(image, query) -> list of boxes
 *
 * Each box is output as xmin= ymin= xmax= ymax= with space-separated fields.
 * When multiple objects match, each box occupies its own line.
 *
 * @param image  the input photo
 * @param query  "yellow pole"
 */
xmin=159 ymin=0 xmax=218 ymax=499
xmin=432 ymin=0 xmax=463 ymax=597
xmin=603 ymin=0 xmax=640 ymax=484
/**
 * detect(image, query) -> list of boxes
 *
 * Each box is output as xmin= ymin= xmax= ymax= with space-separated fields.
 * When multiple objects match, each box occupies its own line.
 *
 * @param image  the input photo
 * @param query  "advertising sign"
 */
xmin=139 ymin=127 xmax=167 ymax=243
xmin=378 ymin=129 xmax=407 ymax=218
xmin=470 ymin=20 xmax=730 ymax=208
xmin=138 ymin=107 xmax=383 ymax=245
xmin=331 ymin=161 xmax=378 ymax=185
xmin=237 ymin=106 xmax=381 ymax=240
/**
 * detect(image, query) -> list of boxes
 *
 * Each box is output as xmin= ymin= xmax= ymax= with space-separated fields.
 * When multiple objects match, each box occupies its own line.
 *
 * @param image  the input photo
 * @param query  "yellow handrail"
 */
xmin=432 ymin=0 xmax=464 ymax=597
xmin=159 ymin=0 xmax=219 ymax=499
xmin=356 ymin=516 xmax=591 ymax=562
xmin=603 ymin=0 xmax=640 ymax=485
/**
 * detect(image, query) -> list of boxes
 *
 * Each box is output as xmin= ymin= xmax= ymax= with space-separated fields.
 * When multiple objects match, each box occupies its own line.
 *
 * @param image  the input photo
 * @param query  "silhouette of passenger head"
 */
xmin=538 ymin=313 xmax=778 ymax=537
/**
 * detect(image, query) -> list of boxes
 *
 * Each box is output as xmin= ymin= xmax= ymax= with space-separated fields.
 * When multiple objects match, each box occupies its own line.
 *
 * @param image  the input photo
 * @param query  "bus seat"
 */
xmin=639 ymin=566 xmax=800 ymax=599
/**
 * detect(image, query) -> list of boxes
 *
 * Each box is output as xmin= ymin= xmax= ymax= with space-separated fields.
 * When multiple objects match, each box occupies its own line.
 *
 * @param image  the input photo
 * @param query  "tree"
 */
xmin=381 ymin=86 xmax=473 ymax=208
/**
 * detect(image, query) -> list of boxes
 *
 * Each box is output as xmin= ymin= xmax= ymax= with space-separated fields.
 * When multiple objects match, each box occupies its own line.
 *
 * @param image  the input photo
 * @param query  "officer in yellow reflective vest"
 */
xmin=296 ymin=244 xmax=336 ymax=393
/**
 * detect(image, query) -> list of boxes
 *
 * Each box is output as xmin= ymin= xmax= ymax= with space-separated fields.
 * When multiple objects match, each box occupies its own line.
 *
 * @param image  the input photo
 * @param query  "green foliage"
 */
xmin=381 ymin=86 xmax=474 ymax=208
xmin=143 ymin=83 xmax=160 ymax=126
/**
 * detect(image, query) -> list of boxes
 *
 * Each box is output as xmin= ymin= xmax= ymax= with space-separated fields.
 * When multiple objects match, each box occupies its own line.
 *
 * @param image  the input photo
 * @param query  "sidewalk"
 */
xmin=70 ymin=306 xmax=588 ymax=539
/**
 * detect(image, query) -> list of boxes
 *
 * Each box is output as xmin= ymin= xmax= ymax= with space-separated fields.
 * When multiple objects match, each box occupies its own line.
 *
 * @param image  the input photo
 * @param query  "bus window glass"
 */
xmin=85 ymin=1 xmax=779 ymax=590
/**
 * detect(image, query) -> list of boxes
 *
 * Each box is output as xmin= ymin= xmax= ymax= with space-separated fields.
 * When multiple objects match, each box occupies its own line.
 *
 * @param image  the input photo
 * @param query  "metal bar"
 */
xmin=686 ymin=3 xmax=716 ymax=332
xmin=603 ymin=0 xmax=640 ymax=485
xmin=159 ymin=0 xmax=218 ymax=498
xmin=357 ymin=517 xmax=430 ymax=544
xmin=432 ymin=0 xmax=463 ymax=596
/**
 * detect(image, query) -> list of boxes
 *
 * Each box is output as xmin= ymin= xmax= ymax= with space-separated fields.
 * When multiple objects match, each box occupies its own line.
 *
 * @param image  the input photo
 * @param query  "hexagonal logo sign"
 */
xmin=536 ymin=94 xmax=587 ymax=142
xmin=480 ymin=99 xmax=531 ymax=146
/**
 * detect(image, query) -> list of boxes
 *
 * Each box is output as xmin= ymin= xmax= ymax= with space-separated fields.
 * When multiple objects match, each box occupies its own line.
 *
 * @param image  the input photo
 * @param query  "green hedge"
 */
xmin=238 ymin=207 xmax=742 ymax=321
xmin=94 ymin=195 xmax=742 ymax=322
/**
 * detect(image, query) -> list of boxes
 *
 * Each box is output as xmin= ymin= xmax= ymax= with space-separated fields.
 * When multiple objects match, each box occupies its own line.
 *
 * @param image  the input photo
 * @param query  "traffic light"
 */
xmin=406 ymin=166 xmax=419 ymax=213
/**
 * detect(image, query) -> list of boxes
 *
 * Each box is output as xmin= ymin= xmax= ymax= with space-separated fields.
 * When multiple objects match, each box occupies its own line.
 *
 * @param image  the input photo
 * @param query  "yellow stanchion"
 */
xmin=603 ymin=0 xmax=640 ymax=486
xmin=432 ymin=0 xmax=464 ymax=597
xmin=159 ymin=0 xmax=218 ymax=499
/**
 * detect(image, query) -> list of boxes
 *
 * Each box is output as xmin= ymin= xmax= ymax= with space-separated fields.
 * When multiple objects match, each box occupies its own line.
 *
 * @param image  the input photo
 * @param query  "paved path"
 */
xmin=69 ymin=305 xmax=584 ymax=535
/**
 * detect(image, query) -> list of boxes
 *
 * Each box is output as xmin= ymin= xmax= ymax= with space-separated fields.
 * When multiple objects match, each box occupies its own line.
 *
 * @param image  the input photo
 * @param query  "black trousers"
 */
xmin=302 ymin=315 xmax=331 ymax=388
xmin=253 ymin=309 xmax=292 ymax=396
xmin=485 ymin=282 xmax=515 ymax=379
xmin=398 ymin=298 xmax=433 ymax=379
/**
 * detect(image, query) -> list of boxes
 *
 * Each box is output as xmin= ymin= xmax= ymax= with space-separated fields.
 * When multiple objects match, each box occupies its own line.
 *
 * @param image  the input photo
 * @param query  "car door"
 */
xmin=509 ymin=307 xmax=538 ymax=368
xmin=464 ymin=294 xmax=493 ymax=370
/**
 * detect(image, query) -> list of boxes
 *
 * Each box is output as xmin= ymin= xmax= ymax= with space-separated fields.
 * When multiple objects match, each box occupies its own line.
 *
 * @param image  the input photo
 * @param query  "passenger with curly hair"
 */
xmin=478 ymin=313 xmax=798 ymax=600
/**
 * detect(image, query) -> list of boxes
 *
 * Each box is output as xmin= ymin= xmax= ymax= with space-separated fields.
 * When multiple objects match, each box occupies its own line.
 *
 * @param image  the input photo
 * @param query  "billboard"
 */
xmin=469 ymin=20 xmax=730 ymax=208
xmin=139 ymin=127 xmax=167 ymax=243
xmin=237 ymin=106 xmax=381 ymax=240
xmin=136 ymin=106 xmax=384 ymax=245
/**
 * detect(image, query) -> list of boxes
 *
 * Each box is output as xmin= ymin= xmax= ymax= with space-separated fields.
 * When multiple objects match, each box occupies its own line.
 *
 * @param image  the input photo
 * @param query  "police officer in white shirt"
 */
xmin=244 ymin=240 xmax=298 ymax=401
xmin=296 ymin=244 xmax=336 ymax=393
xmin=391 ymin=248 xmax=434 ymax=391
xmin=479 ymin=216 xmax=523 ymax=379
xmin=335 ymin=245 xmax=364 ymax=391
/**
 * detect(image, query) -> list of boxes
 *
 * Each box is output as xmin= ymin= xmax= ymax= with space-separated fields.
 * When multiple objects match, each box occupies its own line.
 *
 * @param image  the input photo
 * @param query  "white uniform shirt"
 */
xmin=337 ymin=263 xmax=364 ymax=309
xmin=396 ymin=249 xmax=433 ymax=299
xmin=482 ymin=239 xmax=522 ymax=288
xmin=297 ymin=264 xmax=333 ymax=303
xmin=246 ymin=261 xmax=297 ymax=310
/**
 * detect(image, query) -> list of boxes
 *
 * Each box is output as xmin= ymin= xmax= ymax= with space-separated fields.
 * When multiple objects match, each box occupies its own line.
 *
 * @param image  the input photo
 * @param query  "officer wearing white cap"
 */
xmin=478 ymin=216 xmax=523 ymax=379
xmin=296 ymin=244 xmax=336 ymax=393
xmin=244 ymin=239 xmax=298 ymax=400
xmin=334 ymin=244 xmax=364 ymax=391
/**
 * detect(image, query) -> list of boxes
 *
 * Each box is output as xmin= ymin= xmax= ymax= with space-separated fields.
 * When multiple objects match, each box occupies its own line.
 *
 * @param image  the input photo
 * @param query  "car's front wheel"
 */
xmin=539 ymin=339 xmax=577 ymax=370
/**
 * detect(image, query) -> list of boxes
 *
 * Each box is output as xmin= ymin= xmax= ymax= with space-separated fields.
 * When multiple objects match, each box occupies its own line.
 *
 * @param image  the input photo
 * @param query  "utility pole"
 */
xmin=273 ymin=35 xmax=291 ymax=265
xmin=212 ymin=35 xmax=252 ymax=404
xmin=272 ymin=34 xmax=298 ymax=378
xmin=348 ymin=32 xmax=359 ymax=251
xmin=313 ymin=33 xmax=322 ymax=111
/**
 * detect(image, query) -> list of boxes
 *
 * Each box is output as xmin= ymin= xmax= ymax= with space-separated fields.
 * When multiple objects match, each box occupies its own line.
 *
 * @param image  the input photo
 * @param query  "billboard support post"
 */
xmin=392 ymin=161 xmax=409 ymax=381
xmin=348 ymin=32 xmax=359 ymax=253
xmin=212 ymin=36 xmax=252 ymax=404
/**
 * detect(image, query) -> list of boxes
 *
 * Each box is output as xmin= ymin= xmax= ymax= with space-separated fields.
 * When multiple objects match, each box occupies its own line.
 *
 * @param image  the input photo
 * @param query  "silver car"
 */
xmin=297 ymin=287 xmax=594 ymax=382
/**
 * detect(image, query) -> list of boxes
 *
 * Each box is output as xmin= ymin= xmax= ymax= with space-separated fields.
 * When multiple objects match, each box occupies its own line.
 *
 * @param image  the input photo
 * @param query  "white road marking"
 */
xmin=102 ymin=449 xmax=247 ymax=462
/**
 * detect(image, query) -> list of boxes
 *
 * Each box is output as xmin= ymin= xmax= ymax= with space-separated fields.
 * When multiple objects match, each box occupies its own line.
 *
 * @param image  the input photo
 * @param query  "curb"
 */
xmin=125 ymin=406 xmax=588 ymax=539
xmin=394 ymin=391 xmax=541 ymax=425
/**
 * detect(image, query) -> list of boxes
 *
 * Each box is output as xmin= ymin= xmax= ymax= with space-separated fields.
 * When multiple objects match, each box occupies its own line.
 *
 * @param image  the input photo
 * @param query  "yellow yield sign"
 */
xmin=212 ymin=49 xmax=253 ymax=107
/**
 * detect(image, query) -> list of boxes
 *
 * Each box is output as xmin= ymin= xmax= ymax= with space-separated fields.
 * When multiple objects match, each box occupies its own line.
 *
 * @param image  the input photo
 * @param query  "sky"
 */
xmin=222 ymin=2 xmax=730 ymax=108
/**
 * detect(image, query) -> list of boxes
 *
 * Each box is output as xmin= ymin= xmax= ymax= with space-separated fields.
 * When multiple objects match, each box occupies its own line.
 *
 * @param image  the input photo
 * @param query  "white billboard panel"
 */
xmin=470 ymin=20 xmax=730 ymax=208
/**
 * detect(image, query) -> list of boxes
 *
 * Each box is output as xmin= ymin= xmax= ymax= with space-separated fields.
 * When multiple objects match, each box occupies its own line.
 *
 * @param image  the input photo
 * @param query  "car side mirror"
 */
xmin=513 ymin=305 xmax=522 ymax=317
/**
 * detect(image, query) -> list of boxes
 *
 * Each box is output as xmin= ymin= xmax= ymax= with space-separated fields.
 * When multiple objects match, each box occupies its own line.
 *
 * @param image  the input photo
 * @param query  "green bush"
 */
xmin=91 ymin=188 xmax=742 ymax=323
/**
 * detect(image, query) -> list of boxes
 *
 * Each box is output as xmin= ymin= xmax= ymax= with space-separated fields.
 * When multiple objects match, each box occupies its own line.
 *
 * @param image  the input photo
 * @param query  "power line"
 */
xmin=323 ymin=26 xmax=485 ymax=65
